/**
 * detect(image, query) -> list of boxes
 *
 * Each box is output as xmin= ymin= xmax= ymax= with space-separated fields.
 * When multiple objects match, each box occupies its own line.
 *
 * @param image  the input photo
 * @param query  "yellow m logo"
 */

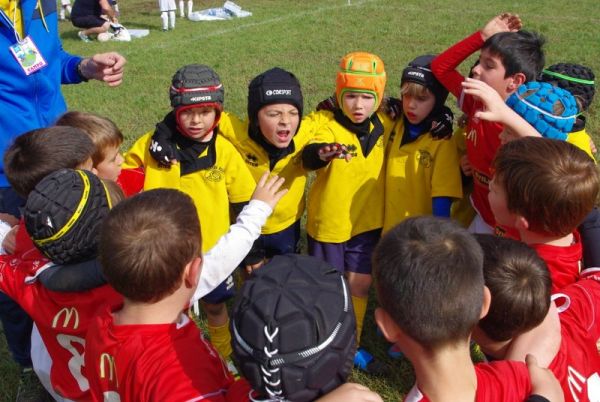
xmin=52 ymin=307 xmax=79 ymax=330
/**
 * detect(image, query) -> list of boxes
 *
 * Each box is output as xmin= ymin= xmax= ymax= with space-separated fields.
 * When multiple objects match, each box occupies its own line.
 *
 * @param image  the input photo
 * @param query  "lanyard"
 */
xmin=0 ymin=3 xmax=22 ymax=43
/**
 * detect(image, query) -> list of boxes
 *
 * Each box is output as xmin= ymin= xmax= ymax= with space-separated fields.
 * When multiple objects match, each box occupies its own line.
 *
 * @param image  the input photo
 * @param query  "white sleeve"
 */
xmin=190 ymin=199 xmax=272 ymax=303
xmin=0 ymin=220 xmax=13 ymax=255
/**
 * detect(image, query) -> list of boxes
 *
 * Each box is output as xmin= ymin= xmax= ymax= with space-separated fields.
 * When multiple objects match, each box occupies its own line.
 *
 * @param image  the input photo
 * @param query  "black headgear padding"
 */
xmin=247 ymin=67 xmax=304 ymax=126
xmin=24 ymin=169 xmax=111 ymax=264
xmin=170 ymin=64 xmax=224 ymax=109
xmin=231 ymin=254 xmax=355 ymax=402
xmin=401 ymin=54 xmax=449 ymax=110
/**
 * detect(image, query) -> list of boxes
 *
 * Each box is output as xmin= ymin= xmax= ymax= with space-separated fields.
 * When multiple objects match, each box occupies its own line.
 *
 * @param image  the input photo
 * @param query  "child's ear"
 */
xmin=183 ymin=256 xmax=203 ymax=289
xmin=480 ymin=286 xmax=492 ymax=319
xmin=374 ymin=307 xmax=402 ymax=343
xmin=507 ymin=73 xmax=526 ymax=93
xmin=514 ymin=215 xmax=530 ymax=232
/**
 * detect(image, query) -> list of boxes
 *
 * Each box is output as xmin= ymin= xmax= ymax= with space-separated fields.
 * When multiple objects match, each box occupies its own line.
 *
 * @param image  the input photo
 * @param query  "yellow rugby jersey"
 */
xmin=123 ymin=131 xmax=255 ymax=252
xmin=219 ymin=111 xmax=329 ymax=234
xmin=383 ymin=119 xmax=463 ymax=233
xmin=567 ymin=129 xmax=596 ymax=162
xmin=306 ymin=111 xmax=395 ymax=243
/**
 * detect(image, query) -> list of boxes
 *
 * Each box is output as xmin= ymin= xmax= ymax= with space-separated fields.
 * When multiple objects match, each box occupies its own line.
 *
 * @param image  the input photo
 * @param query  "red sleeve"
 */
xmin=116 ymin=167 xmax=145 ymax=197
xmin=474 ymin=361 xmax=531 ymax=402
xmin=431 ymin=31 xmax=485 ymax=112
xmin=0 ymin=256 xmax=26 ymax=303
xmin=562 ymin=276 xmax=600 ymax=340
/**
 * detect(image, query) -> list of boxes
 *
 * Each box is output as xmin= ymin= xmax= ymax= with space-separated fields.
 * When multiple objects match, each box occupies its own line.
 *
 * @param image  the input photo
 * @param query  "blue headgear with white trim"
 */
xmin=506 ymin=81 xmax=578 ymax=141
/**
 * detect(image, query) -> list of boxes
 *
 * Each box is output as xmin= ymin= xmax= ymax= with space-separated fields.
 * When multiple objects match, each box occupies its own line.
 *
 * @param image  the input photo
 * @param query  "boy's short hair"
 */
xmin=231 ymin=254 xmax=355 ymax=402
xmin=24 ymin=169 xmax=114 ymax=264
xmin=4 ymin=126 xmax=95 ymax=197
xmin=373 ymin=216 xmax=484 ymax=349
xmin=506 ymin=81 xmax=579 ymax=140
xmin=493 ymin=137 xmax=599 ymax=237
xmin=99 ymin=189 xmax=201 ymax=303
xmin=482 ymin=30 xmax=545 ymax=82
xmin=540 ymin=63 xmax=595 ymax=112
xmin=55 ymin=111 xmax=124 ymax=166
xmin=475 ymin=234 xmax=551 ymax=342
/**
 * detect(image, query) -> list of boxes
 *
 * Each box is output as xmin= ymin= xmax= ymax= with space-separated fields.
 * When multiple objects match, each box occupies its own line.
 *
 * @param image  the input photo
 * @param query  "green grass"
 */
xmin=1 ymin=0 xmax=600 ymax=400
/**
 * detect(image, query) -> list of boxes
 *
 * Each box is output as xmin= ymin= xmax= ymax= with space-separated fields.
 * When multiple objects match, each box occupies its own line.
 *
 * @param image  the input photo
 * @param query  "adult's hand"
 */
xmin=80 ymin=52 xmax=126 ymax=86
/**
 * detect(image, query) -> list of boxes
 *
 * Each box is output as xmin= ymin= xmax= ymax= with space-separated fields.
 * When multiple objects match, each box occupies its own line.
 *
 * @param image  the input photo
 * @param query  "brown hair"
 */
xmin=475 ymin=234 xmax=551 ymax=342
xmin=373 ymin=216 xmax=484 ymax=349
xmin=99 ymin=189 xmax=201 ymax=303
xmin=55 ymin=111 xmax=124 ymax=166
xmin=493 ymin=137 xmax=599 ymax=236
xmin=4 ymin=126 xmax=95 ymax=197
xmin=101 ymin=179 xmax=126 ymax=207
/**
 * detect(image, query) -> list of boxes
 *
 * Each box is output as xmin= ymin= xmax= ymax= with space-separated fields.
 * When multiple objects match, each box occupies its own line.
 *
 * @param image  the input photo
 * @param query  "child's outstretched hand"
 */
xmin=526 ymin=354 xmax=564 ymax=402
xmin=251 ymin=172 xmax=288 ymax=210
xmin=481 ymin=13 xmax=522 ymax=41
xmin=319 ymin=143 xmax=352 ymax=162
xmin=315 ymin=383 xmax=383 ymax=402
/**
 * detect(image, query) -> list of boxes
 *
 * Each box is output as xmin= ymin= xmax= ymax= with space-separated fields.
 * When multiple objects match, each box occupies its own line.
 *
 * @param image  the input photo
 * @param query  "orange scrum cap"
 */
xmin=336 ymin=52 xmax=387 ymax=114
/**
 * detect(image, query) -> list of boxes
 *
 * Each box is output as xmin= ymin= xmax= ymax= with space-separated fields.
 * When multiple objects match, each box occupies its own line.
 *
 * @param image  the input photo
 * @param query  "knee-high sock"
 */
xmin=160 ymin=11 xmax=168 ymax=30
xmin=351 ymin=295 xmax=368 ymax=345
xmin=207 ymin=320 xmax=232 ymax=359
xmin=187 ymin=0 xmax=193 ymax=15
xmin=179 ymin=0 xmax=184 ymax=17
xmin=168 ymin=10 xmax=176 ymax=29
xmin=60 ymin=8 xmax=65 ymax=19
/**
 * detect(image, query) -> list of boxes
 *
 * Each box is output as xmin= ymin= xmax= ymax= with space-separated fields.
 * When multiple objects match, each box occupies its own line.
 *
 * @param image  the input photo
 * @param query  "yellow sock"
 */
xmin=207 ymin=320 xmax=232 ymax=359
xmin=351 ymin=296 xmax=368 ymax=345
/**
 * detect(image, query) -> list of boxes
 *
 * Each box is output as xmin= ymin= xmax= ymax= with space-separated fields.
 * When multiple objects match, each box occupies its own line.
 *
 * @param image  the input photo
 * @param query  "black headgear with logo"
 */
xmin=169 ymin=64 xmax=224 ymax=110
xmin=401 ymin=54 xmax=449 ymax=112
xmin=247 ymin=67 xmax=304 ymax=126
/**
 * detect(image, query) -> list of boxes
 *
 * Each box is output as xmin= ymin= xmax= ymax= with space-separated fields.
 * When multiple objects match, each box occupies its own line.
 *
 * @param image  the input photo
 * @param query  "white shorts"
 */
xmin=60 ymin=0 xmax=71 ymax=6
xmin=158 ymin=0 xmax=176 ymax=11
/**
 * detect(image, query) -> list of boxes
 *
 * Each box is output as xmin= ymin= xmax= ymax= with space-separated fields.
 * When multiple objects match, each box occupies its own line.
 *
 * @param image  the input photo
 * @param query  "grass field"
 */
xmin=1 ymin=0 xmax=599 ymax=400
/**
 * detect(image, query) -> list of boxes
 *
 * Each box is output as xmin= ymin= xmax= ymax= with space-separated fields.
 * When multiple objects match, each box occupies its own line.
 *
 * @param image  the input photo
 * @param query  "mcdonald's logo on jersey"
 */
xmin=100 ymin=353 xmax=118 ymax=385
xmin=52 ymin=307 xmax=80 ymax=330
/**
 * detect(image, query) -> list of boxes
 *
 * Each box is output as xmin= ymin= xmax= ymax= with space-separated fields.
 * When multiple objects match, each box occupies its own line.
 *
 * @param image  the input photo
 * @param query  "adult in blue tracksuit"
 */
xmin=0 ymin=0 xmax=125 ymax=394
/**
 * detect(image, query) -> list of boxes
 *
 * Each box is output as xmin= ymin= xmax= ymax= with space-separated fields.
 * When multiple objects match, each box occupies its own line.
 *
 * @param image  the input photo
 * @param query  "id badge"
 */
xmin=9 ymin=36 xmax=48 ymax=75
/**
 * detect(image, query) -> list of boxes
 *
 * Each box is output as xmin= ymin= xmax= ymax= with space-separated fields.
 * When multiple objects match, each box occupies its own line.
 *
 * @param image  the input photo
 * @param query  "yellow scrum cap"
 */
xmin=336 ymin=52 xmax=387 ymax=114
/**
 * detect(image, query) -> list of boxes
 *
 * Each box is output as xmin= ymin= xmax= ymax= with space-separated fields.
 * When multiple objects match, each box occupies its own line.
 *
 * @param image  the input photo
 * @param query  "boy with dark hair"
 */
xmin=123 ymin=64 xmax=256 ymax=359
xmin=0 ymin=126 xmax=96 ymax=399
xmin=490 ymin=137 xmax=599 ymax=291
xmin=473 ymin=234 xmax=600 ymax=402
xmin=0 ymin=169 xmax=121 ymax=400
xmin=86 ymin=189 xmax=374 ymax=402
xmin=431 ymin=13 xmax=545 ymax=234
xmin=4 ymin=126 xmax=96 ymax=198
xmin=372 ymin=216 xmax=557 ymax=402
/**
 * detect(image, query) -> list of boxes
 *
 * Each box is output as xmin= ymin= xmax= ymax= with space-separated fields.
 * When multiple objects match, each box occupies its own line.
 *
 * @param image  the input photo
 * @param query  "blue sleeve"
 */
xmin=432 ymin=196 xmax=452 ymax=218
xmin=58 ymin=41 xmax=84 ymax=84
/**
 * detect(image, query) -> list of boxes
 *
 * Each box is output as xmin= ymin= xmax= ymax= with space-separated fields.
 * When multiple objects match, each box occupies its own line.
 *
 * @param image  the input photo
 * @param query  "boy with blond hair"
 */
xmin=431 ymin=12 xmax=545 ymax=234
xmin=55 ymin=111 xmax=144 ymax=195
xmin=489 ymin=138 xmax=599 ymax=291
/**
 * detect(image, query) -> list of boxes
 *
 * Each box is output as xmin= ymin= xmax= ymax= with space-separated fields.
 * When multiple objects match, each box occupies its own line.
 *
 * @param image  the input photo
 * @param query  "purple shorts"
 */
xmin=308 ymin=229 xmax=381 ymax=274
